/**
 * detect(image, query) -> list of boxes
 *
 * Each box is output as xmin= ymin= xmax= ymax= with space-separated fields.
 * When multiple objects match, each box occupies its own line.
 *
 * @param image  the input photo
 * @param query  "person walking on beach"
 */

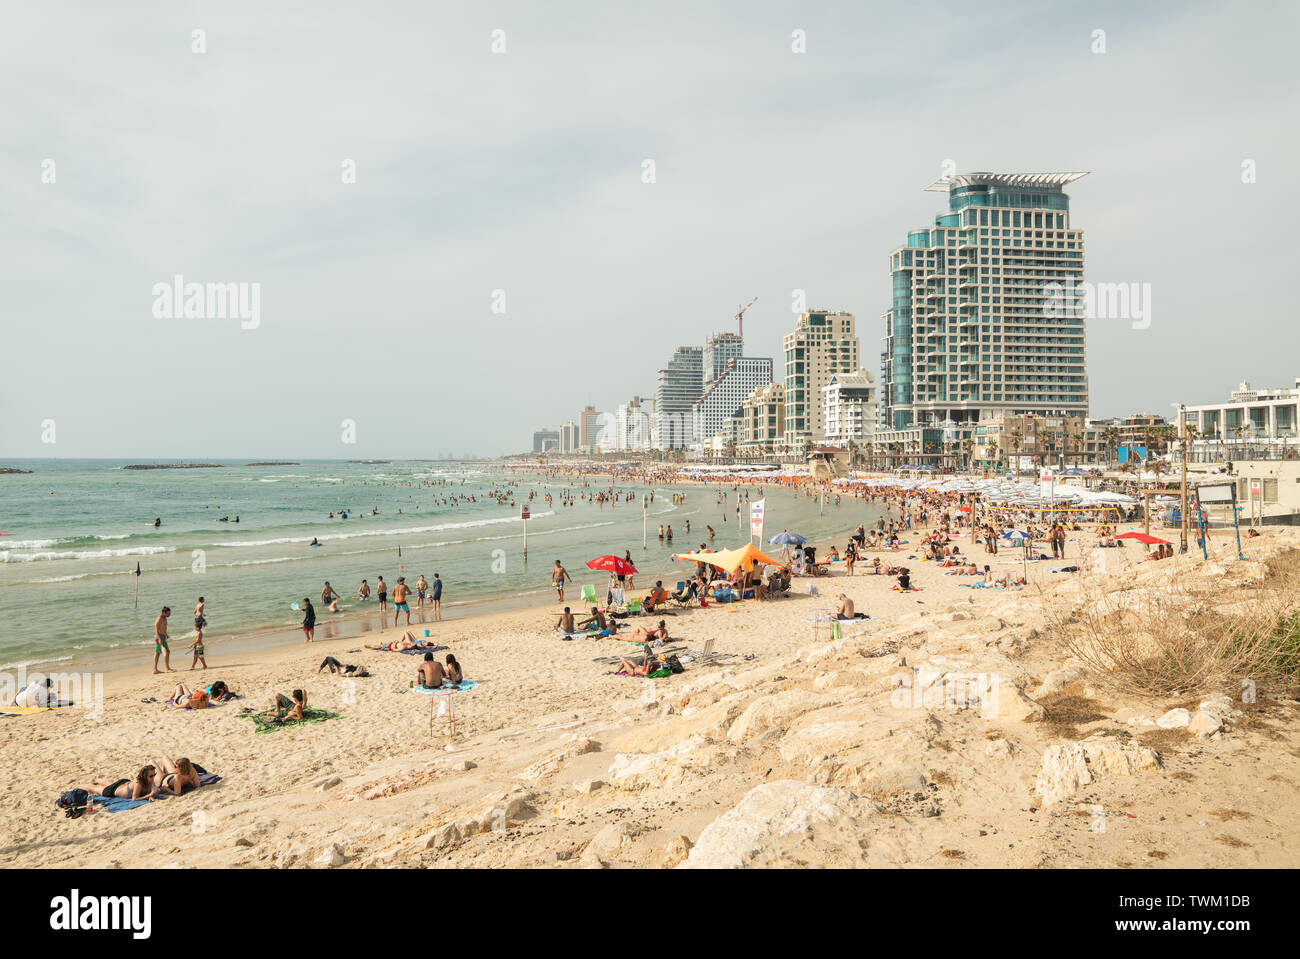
xmin=392 ymin=577 xmax=413 ymax=626
xmin=376 ymin=576 xmax=388 ymax=615
xmin=152 ymin=606 xmax=174 ymax=674
xmin=188 ymin=597 xmax=208 ymax=670
xmin=301 ymin=598 xmax=316 ymax=642
xmin=552 ymin=560 xmax=571 ymax=601
xmin=430 ymin=572 xmax=443 ymax=620
xmin=416 ymin=574 xmax=428 ymax=609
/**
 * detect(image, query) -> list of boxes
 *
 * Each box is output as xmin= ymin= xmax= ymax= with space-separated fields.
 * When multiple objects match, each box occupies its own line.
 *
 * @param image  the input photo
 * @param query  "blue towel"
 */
xmin=395 ymin=644 xmax=449 ymax=655
xmin=411 ymin=681 xmax=476 ymax=694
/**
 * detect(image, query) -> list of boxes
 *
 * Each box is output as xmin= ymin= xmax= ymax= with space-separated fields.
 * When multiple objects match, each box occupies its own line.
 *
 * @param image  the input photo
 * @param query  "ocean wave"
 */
xmin=217 ymin=511 xmax=556 ymax=549
xmin=0 ymin=545 xmax=173 ymax=563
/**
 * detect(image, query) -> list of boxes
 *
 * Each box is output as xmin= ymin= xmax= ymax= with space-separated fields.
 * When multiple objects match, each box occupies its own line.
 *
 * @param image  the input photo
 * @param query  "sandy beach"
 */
xmin=4 ymin=505 xmax=1298 ymax=870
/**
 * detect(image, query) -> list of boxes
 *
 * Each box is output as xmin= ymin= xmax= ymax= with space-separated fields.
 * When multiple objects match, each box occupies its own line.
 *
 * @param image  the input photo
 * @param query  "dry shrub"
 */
xmin=1040 ymin=551 xmax=1300 ymax=697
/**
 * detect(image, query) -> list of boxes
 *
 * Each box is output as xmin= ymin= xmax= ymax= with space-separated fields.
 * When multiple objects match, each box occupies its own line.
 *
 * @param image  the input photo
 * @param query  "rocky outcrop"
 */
xmin=1034 ymin=737 xmax=1162 ymax=808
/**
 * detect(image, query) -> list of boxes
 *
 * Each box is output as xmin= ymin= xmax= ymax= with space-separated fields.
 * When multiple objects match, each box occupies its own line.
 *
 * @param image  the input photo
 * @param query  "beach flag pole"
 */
xmin=134 ymin=561 xmax=141 ymax=609
xmin=398 ymin=545 xmax=405 ymax=577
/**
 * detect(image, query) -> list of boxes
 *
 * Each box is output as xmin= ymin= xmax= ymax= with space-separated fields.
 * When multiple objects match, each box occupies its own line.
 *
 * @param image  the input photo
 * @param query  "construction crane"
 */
xmin=735 ymin=296 xmax=758 ymax=340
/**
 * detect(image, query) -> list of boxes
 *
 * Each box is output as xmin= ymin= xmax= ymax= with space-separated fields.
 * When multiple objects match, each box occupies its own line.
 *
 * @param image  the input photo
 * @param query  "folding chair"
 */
xmin=685 ymin=638 xmax=722 ymax=666
xmin=580 ymin=584 xmax=598 ymax=605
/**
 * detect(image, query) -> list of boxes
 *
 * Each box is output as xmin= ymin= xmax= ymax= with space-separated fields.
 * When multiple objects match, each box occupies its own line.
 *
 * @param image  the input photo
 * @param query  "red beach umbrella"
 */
xmin=586 ymin=555 xmax=638 ymax=575
xmin=1115 ymin=531 xmax=1171 ymax=546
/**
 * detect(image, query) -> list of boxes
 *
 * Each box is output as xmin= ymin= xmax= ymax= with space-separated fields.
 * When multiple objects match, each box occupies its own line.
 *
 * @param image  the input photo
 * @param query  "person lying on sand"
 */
xmin=317 ymin=657 xmax=369 ymax=677
xmin=266 ymin=689 xmax=307 ymax=723
xmin=615 ymin=651 xmax=660 ymax=677
xmin=417 ymin=652 xmax=446 ymax=689
xmin=152 ymin=755 xmax=201 ymax=795
xmin=365 ymin=631 xmax=437 ymax=652
xmin=85 ymin=764 xmax=159 ymax=802
xmin=624 ymin=621 xmax=669 ymax=644
xmin=166 ymin=683 xmax=210 ymax=709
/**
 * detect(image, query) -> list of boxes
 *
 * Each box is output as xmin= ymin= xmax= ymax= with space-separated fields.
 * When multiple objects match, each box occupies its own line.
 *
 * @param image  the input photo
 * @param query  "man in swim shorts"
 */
xmin=430 ymin=573 xmax=442 ymax=621
xmin=415 ymin=574 xmax=428 ymax=608
xmin=392 ymin=577 xmax=412 ymax=626
xmin=552 ymin=560 xmax=570 ymax=601
xmin=376 ymin=576 xmax=388 ymax=614
xmin=153 ymin=607 xmax=173 ymax=674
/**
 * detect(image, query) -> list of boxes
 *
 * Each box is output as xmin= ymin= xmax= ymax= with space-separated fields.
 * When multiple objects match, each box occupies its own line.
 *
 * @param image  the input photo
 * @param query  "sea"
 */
xmin=0 ymin=459 xmax=880 ymax=672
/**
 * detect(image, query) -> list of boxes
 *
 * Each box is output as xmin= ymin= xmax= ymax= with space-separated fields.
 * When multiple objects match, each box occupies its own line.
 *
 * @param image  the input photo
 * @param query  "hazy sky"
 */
xmin=2 ymin=0 xmax=1297 ymax=459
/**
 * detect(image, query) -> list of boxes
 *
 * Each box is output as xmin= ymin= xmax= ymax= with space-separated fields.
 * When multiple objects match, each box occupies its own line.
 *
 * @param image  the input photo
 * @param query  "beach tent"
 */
xmin=672 ymin=542 xmax=783 ymax=574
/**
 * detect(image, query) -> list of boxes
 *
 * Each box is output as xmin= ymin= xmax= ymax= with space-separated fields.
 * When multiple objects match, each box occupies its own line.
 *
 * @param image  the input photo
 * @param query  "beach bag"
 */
xmin=665 ymin=654 xmax=685 ymax=674
xmin=56 ymin=788 xmax=91 ymax=819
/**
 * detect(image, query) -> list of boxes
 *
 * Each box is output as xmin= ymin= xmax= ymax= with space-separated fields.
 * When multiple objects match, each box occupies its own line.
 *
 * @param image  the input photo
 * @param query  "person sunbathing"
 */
xmin=166 ymin=683 xmax=210 ymax=709
xmin=318 ymin=657 xmax=369 ymax=677
xmin=417 ymin=653 xmax=446 ymax=689
xmin=625 ymin=621 xmax=669 ymax=644
xmin=366 ymin=631 xmax=435 ymax=651
xmin=152 ymin=755 xmax=201 ymax=795
xmin=615 ymin=651 xmax=660 ymax=677
xmin=835 ymin=594 xmax=867 ymax=620
xmin=205 ymin=680 xmax=237 ymax=701
xmin=444 ymin=654 xmax=463 ymax=684
xmin=266 ymin=689 xmax=308 ymax=722
xmin=85 ymin=765 xmax=159 ymax=802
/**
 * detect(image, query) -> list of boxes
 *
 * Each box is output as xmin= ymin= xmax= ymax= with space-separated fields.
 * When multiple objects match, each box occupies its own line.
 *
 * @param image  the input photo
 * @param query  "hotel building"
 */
xmin=783 ymin=310 xmax=860 ymax=451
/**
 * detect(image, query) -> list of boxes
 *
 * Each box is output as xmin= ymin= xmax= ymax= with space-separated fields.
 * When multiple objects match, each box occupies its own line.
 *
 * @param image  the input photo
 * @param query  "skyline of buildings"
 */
xmin=527 ymin=170 xmax=1296 ymax=467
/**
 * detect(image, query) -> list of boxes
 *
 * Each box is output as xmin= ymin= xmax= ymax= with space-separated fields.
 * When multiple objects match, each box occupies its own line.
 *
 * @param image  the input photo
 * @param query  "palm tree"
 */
xmin=1102 ymin=427 xmax=1119 ymax=464
xmin=1068 ymin=431 xmax=1083 ymax=467
xmin=987 ymin=439 xmax=1000 ymax=470
xmin=1008 ymin=429 xmax=1023 ymax=473
xmin=1150 ymin=459 xmax=1170 ymax=480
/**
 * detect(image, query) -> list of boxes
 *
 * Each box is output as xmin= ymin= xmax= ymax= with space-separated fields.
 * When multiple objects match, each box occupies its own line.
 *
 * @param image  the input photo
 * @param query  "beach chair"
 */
xmin=685 ymin=638 xmax=721 ymax=666
xmin=580 ymin=584 xmax=598 ymax=605
xmin=627 ymin=599 xmax=643 ymax=614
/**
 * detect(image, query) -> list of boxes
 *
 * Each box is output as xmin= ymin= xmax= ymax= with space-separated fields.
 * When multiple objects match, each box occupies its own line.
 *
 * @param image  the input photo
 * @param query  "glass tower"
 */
xmin=881 ymin=172 xmax=1090 ymax=431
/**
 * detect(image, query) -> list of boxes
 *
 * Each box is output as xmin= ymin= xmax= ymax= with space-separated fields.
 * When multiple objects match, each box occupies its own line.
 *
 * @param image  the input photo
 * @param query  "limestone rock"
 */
xmin=607 ymin=735 xmax=728 ymax=791
xmin=1035 ymin=738 xmax=1162 ymax=808
xmin=1156 ymin=708 xmax=1191 ymax=729
xmin=1030 ymin=664 xmax=1088 ymax=698
xmin=424 ymin=823 xmax=462 ymax=850
xmin=660 ymin=835 xmax=692 ymax=868
xmin=985 ymin=738 xmax=1014 ymax=759
xmin=1188 ymin=710 xmax=1223 ymax=738
xmin=574 ymin=779 xmax=605 ymax=795
xmin=522 ymin=737 xmax=600 ymax=782
xmin=317 ymin=776 xmax=343 ymax=791
xmin=586 ymin=821 xmax=635 ymax=862
xmin=479 ymin=795 xmax=536 ymax=832
xmin=726 ymin=690 xmax=831 ymax=744
xmin=314 ymin=843 xmax=346 ymax=867
xmin=680 ymin=781 xmax=868 ymax=869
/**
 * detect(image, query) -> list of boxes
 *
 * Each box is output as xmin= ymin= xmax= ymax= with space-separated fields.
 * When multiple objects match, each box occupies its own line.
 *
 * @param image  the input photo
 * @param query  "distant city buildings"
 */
xmin=740 ymin=382 xmax=785 ymax=455
xmin=655 ymin=347 xmax=703 ymax=449
xmin=559 ymin=420 xmax=579 ymax=453
xmin=531 ymin=428 xmax=560 ymax=453
xmin=692 ymin=356 xmax=772 ymax=444
xmin=821 ymin=370 xmax=876 ymax=446
xmin=783 ymin=310 xmax=860 ymax=451
xmin=703 ymin=332 xmax=744 ymax=387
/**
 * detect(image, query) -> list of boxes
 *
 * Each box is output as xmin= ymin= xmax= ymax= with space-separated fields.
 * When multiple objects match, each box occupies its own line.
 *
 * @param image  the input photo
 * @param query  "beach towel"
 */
xmin=411 ymin=680 xmax=477 ymax=693
xmin=393 ymin=644 xmax=449 ymax=656
xmin=0 ymin=705 xmax=56 ymax=717
xmin=87 ymin=769 xmax=222 ymax=813
xmin=242 ymin=707 xmax=343 ymax=734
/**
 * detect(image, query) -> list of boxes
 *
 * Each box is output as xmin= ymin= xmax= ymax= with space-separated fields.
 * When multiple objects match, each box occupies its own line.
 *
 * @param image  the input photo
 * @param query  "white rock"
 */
xmin=985 ymin=738 xmax=1014 ymax=759
xmin=1030 ymin=664 xmax=1088 ymax=698
xmin=314 ymin=843 xmax=346 ymax=867
xmin=317 ymin=776 xmax=343 ymax=791
xmin=586 ymin=821 xmax=635 ymax=862
xmin=681 ymin=781 xmax=860 ymax=869
xmin=1187 ymin=710 xmax=1223 ymax=738
xmin=1034 ymin=738 xmax=1162 ymax=808
xmin=424 ymin=823 xmax=462 ymax=850
xmin=1156 ymin=708 xmax=1191 ymax=729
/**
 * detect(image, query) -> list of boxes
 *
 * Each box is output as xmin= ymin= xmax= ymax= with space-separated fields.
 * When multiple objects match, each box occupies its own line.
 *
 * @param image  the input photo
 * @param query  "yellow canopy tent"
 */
xmin=671 ymin=542 xmax=783 ymax=574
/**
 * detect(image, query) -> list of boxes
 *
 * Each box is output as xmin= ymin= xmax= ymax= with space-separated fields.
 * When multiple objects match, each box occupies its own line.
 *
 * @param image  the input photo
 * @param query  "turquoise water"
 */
xmin=0 ymin=459 xmax=876 ymax=670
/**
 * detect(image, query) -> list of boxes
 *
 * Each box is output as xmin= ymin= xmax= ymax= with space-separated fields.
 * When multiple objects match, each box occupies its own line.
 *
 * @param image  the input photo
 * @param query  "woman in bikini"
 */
xmin=152 ymin=755 xmax=201 ymax=795
xmin=166 ymin=683 xmax=210 ymax=709
xmin=444 ymin=654 xmax=463 ymax=684
xmin=86 ymin=764 xmax=158 ymax=802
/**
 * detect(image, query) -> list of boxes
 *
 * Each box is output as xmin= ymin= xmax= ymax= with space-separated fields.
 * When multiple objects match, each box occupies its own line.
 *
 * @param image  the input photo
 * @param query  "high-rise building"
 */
xmin=821 ymin=370 xmax=877 ymax=446
xmin=741 ymin=382 xmax=785 ymax=454
xmin=532 ymin=428 xmax=560 ymax=453
xmin=783 ymin=311 xmax=860 ymax=451
xmin=655 ymin=346 xmax=703 ymax=449
xmin=578 ymin=405 xmax=601 ymax=452
xmin=880 ymin=172 xmax=1090 ymax=435
xmin=559 ymin=421 xmax=579 ymax=453
xmin=614 ymin=396 xmax=653 ymax=451
xmin=703 ymin=332 xmax=744 ymax=387
xmin=691 ymin=357 xmax=772 ymax=444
